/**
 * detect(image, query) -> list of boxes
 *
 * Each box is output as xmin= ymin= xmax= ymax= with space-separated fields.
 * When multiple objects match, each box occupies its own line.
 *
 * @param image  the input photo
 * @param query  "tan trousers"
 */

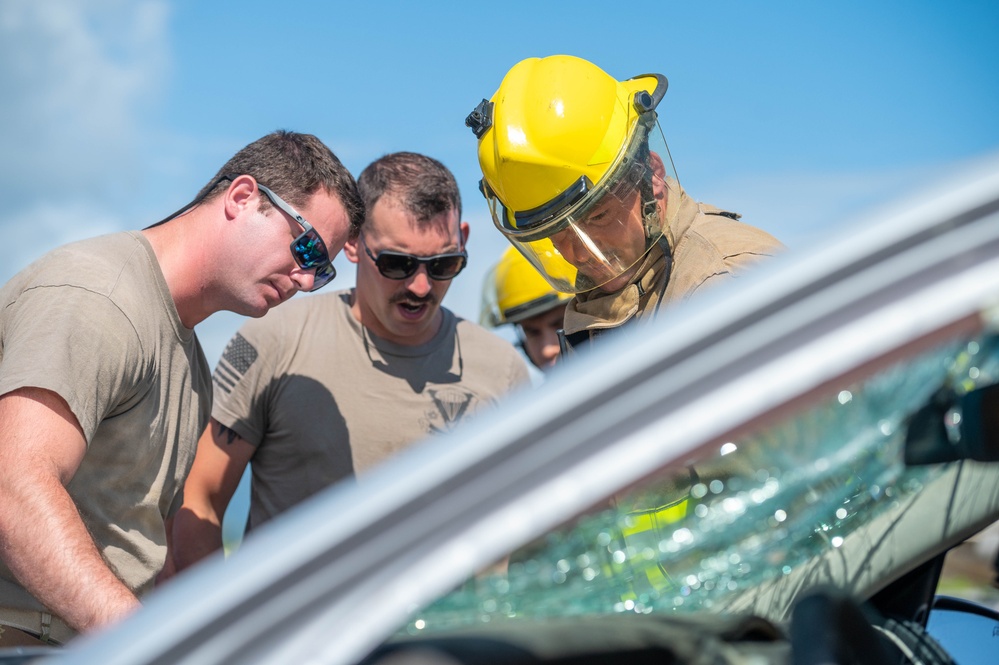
xmin=0 ymin=607 xmax=71 ymax=645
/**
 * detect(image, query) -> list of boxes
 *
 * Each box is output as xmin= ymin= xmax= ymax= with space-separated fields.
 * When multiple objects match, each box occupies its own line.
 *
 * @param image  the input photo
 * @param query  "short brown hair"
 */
xmin=358 ymin=152 xmax=462 ymax=225
xmin=198 ymin=130 xmax=364 ymax=236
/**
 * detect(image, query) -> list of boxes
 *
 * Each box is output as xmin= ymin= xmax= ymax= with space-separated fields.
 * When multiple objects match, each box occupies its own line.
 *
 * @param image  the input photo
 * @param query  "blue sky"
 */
xmin=2 ymin=0 xmax=998 ymax=366
xmin=2 ymin=1 xmax=998 ymax=541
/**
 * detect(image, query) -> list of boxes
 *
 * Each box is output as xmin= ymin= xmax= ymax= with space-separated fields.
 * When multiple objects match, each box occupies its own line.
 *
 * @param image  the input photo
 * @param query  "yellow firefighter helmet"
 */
xmin=467 ymin=55 xmax=677 ymax=294
xmin=482 ymin=246 xmax=572 ymax=328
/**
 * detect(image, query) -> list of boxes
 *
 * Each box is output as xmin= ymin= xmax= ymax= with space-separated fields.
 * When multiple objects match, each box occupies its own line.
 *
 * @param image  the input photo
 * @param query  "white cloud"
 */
xmin=0 ymin=0 xmax=170 ymax=202
xmin=0 ymin=0 xmax=171 ymax=304
xmin=0 ymin=200 xmax=125 ymax=285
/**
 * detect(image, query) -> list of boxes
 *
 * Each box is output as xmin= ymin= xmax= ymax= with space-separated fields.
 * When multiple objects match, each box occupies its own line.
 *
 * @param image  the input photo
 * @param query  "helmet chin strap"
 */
xmin=648 ymin=234 xmax=673 ymax=318
xmin=643 ymin=200 xmax=658 ymax=240
xmin=634 ymin=169 xmax=671 ymax=301
xmin=637 ymin=145 xmax=673 ymax=316
xmin=632 ymin=171 xmax=674 ymax=313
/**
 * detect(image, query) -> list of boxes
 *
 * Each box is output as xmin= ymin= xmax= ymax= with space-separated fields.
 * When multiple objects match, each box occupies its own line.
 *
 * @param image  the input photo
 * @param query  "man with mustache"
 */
xmin=169 ymin=152 xmax=530 ymax=572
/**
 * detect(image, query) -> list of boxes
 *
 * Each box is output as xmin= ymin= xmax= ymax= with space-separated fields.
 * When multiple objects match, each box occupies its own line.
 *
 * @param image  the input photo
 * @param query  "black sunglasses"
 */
xmin=361 ymin=235 xmax=467 ymax=281
xmin=255 ymin=183 xmax=336 ymax=292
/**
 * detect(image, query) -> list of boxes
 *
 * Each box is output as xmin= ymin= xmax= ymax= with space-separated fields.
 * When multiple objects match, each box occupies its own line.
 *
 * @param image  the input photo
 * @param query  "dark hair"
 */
xmin=357 ymin=152 xmax=462 ymax=225
xmin=197 ymin=130 xmax=364 ymax=236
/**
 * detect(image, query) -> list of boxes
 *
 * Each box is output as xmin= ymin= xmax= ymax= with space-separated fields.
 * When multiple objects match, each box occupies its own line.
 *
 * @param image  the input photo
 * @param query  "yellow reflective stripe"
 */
xmin=618 ymin=497 xmax=689 ymax=594
xmin=620 ymin=498 xmax=688 ymax=538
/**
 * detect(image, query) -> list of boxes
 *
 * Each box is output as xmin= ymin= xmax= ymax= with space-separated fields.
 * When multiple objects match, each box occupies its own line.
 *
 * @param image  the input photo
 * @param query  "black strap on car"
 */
xmin=790 ymin=586 xmax=955 ymax=665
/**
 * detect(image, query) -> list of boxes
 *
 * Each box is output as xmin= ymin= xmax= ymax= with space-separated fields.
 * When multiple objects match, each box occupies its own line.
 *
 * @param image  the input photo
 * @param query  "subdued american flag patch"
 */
xmin=213 ymin=333 xmax=258 ymax=394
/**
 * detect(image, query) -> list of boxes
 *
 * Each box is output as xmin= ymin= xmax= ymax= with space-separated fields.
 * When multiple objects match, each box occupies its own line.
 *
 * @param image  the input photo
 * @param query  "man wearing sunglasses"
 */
xmin=0 ymin=130 xmax=363 ymax=646
xmin=170 ymin=152 xmax=530 ymax=573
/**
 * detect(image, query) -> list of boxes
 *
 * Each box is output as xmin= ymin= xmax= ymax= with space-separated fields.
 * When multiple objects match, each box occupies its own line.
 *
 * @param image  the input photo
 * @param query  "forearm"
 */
xmin=0 ymin=470 xmax=139 ymax=632
xmin=170 ymin=504 xmax=225 ymax=571
xmin=169 ymin=419 xmax=253 ymax=572
xmin=0 ymin=387 xmax=140 ymax=633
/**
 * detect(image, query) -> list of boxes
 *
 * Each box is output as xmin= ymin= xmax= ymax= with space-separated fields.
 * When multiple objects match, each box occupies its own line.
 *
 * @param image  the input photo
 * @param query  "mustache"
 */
xmin=390 ymin=291 xmax=438 ymax=307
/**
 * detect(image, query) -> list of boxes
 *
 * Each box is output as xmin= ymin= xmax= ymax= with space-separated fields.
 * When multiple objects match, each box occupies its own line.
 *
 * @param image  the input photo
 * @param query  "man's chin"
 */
xmin=593 ymin=263 xmax=644 ymax=295
xmin=244 ymin=304 xmax=271 ymax=319
xmin=242 ymin=293 xmax=277 ymax=318
xmin=593 ymin=274 xmax=630 ymax=295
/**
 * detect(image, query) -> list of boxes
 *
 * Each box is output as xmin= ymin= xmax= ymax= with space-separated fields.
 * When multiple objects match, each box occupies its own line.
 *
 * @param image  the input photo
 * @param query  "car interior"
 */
xmin=359 ymin=336 xmax=999 ymax=665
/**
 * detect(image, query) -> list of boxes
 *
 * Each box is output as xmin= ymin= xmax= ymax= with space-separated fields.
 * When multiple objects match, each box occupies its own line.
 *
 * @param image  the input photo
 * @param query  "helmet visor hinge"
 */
xmin=466 ymin=99 xmax=494 ymax=138
xmin=633 ymin=91 xmax=655 ymax=113
xmin=629 ymin=73 xmax=669 ymax=113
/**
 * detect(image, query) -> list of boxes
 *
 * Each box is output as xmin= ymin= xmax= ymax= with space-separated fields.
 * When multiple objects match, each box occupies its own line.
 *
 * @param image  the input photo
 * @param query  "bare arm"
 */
xmin=0 ymin=388 xmax=140 ymax=632
xmin=168 ymin=417 xmax=254 ymax=573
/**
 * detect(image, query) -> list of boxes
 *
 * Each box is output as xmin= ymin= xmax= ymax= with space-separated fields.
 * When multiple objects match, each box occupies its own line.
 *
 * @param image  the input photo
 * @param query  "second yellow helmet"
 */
xmin=482 ymin=246 xmax=572 ymax=328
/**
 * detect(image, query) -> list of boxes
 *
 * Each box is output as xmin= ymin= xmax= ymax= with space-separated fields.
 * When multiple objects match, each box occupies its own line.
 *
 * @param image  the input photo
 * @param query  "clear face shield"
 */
xmin=486 ymin=120 xmax=679 ymax=295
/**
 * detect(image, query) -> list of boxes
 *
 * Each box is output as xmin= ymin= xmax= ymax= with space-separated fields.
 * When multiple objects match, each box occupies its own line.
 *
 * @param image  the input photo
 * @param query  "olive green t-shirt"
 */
xmin=0 ymin=231 xmax=211 ymax=635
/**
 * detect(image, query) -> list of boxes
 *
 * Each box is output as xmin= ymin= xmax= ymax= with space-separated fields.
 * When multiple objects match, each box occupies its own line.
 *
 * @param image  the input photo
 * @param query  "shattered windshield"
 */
xmin=404 ymin=332 xmax=999 ymax=634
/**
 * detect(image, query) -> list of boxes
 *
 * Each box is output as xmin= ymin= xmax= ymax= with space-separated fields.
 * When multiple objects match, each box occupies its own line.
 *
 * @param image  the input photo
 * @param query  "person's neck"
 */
xmin=141 ymin=208 xmax=215 ymax=329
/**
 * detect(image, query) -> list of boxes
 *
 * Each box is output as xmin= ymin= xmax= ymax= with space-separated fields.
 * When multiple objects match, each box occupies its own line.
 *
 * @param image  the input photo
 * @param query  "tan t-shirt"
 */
xmin=211 ymin=290 xmax=530 ymax=531
xmin=0 ymin=232 xmax=211 ymax=632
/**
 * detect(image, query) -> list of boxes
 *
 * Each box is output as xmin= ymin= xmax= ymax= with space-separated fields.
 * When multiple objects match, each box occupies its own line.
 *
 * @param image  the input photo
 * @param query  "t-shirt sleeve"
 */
xmin=210 ymin=315 xmax=285 ymax=446
xmin=0 ymin=285 xmax=144 ymax=443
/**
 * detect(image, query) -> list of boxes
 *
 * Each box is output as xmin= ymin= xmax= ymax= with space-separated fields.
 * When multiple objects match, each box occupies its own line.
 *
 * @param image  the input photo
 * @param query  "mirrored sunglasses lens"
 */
xmin=292 ymin=231 xmax=329 ymax=268
xmin=308 ymin=262 xmax=336 ymax=291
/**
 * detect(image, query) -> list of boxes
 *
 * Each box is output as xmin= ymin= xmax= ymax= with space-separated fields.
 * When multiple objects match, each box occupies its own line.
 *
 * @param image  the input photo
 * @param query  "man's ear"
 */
xmin=224 ymin=175 xmax=259 ymax=220
xmin=648 ymin=151 xmax=668 ymax=200
xmin=459 ymin=221 xmax=470 ymax=247
xmin=344 ymin=235 xmax=361 ymax=264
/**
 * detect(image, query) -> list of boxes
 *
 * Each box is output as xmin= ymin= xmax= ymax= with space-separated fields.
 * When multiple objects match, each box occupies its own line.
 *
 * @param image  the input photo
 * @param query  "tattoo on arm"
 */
xmin=215 ymin=423 xmax=241 ymax=445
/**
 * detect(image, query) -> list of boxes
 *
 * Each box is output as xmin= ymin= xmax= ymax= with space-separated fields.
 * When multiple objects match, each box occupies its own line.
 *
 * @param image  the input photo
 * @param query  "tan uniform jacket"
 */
xmin=563 ymin=189 xmax=783 ymax=345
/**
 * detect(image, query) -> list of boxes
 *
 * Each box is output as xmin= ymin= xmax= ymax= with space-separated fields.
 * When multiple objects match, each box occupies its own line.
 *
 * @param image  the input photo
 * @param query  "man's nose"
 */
xmin=405 ymin=265 xmax=433 ymax=297
xmin=551 ymin=229 xmax=584 ymax=265
xmin=290 ymin=266 xmax=316 ymax=293
xmin=539 ymin=329 xmax=561 ymax=366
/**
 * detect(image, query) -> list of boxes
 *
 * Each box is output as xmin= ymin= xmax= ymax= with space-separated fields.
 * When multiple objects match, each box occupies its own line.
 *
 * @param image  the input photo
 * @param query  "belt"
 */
xmin=0 ymin=607 xmax=74 ymax=645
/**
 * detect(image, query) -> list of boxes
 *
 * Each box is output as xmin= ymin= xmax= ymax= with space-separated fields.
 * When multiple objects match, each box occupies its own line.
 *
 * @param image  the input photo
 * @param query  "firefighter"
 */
xmin=466 ymin=54 xmax=783 ymax=354
xmin=481 ymin=246 xmax=571 ymax=371
xmin=467 ymin=55 xmax=777 ymax=600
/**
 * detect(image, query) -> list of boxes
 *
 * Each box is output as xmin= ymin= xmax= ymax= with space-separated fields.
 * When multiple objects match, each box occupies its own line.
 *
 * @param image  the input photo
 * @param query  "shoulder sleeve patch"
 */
xmin=213 ymin=333 xmax=258 ymax=394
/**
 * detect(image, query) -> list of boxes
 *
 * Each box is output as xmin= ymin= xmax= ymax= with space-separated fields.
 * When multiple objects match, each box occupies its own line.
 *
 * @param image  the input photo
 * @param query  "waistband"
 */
xmin=0 ymin=607 xmax=74 ymax=645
